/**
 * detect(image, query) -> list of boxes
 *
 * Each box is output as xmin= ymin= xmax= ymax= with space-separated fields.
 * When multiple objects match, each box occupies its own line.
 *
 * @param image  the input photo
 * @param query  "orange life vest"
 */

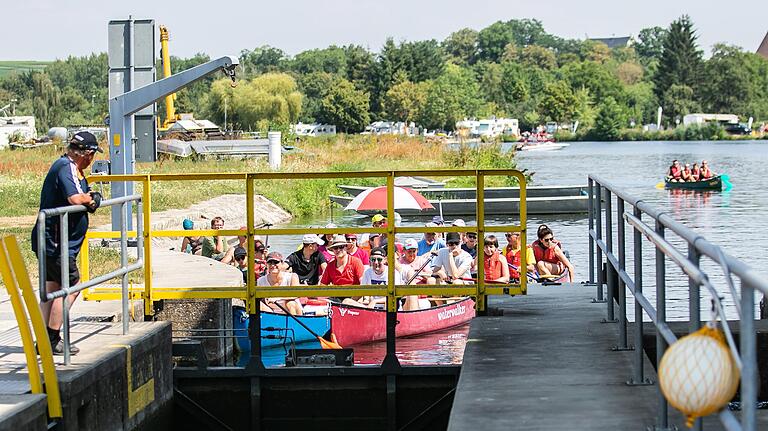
xmin=483 ymin=251 xmax=503 ymax=280
xmin=506 ymin=246 xmax=532 ymax=279
xmin=532 ymin=240 xmax=560 ymax=264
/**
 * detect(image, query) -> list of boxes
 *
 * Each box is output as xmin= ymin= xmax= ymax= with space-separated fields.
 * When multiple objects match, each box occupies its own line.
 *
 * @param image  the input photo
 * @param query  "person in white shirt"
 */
xmin=431 ymin=232 xmax=473 ymax=284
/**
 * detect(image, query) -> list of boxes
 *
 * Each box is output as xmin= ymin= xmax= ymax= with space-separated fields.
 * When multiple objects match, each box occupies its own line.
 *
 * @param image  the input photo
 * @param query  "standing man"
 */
xmin=286 ymin=234 xmax=328 ymax=285
xmin=31 ymin=131 xmax=102 ymax=355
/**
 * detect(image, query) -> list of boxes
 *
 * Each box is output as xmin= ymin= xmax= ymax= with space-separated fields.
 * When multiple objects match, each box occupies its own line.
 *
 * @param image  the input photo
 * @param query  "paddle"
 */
xmin=655 ymin=181 xmax=665 ymax=189
xmin=721 ymin=174 xmax=733 ymax=191
xmin=271 ymin=301 xmax=343 ymax=349
xmin=404 ymin=250 xmax=439 ymax=285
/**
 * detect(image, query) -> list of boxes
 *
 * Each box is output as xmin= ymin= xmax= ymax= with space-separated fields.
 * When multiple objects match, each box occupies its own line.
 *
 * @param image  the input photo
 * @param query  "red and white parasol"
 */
xmin=344 ymin=186 xmax=434 ymax=211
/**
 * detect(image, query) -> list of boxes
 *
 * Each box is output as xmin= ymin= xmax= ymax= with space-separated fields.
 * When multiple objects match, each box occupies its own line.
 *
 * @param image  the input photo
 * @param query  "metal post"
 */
xmin=604 ymin=191 xmax=615 ymax=322
xmin=595 ymin=184 xmax=605 ymax=306
xmin=120 ymin=202 xmax=129 ymax=335
xmin=630 ymin=206 xmax=649 ymax=385
xmin=740 ymin=280 xmax=756 ymax=431
xmin=655 ymin=220 xmax=669 ymax=428
xmin=688 ymin=245 xmax=701 ymax=331
xmin=615 ymin=198 xmax=628 ymax=349
xmin=37 ymin=213 xmax=47 ymax=304
xmin=588 ymin=178 xmax=595 ymax=286
xmin=60 ymin=213 xmax=71 ymax=365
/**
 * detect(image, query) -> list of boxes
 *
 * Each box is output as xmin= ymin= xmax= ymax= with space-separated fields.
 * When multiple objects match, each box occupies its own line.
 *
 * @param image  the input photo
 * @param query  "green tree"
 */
xmin=582 ymin=41 xmax=611 ymax=64
xmin=443 ymin=28 xmax=478 ymax=65
xmin=520 ymin=45 xmax=557 ymax=70
xmin=297 ymin=72 xmax=337 ymax=122
xmin=420 ymin=64 xmax=481 ymax=130
xmin=634 ymin=27 xmax=667 ymax=63
xmin=319 ymin=79 xmax=370 ymax=132
xmin=662 ymin=84 xmax=699 ymax=122
xmin=208 ymin=73 xmax=302 ymax=131
xmin=654 ymin=15 xmax=703 ymax=101
xmin=239 ymin=45 xmax=286 ymax=75
xmin=477 ymin=21 xmax=515 ymax=63
xmin=561 ymin=60 xmax=624 ymax=101
xmin=383 ymin=79 xmax=430 ymax=124
xmin=572 ymin=88 xmax=597 ymax=129
xmin=616 ymin=61 xmax=644 ymax=85
xmin=290 ymin=46 xmax=348 ymax=75
xmin=539 ymin=81 xmax=576 ymax=122
xmin=700 ymin=44 xmax=753 ymax=115
xmin=592 ymin=97 xmax=626 ymax=140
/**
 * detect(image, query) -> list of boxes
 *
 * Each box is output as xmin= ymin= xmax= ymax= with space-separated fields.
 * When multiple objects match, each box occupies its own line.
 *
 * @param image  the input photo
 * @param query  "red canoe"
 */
xmin=330 ymin=298 xmax=476 ymax=346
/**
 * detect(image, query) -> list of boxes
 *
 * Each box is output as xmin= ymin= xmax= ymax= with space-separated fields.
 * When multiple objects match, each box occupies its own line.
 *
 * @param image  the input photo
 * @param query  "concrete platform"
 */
xmin=448 ymin=284 xmax=766 ymax=430
xmin=0 ymin=394 xmax=47 ymax=431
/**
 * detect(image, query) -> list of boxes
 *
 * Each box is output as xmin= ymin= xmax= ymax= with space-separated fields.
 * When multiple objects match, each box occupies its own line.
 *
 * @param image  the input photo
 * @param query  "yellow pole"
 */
xmin=142 ymin=176 xmax=153 ymax=317
xmin=476 ymin=171 xmax=486 ymax=311
xmin=519 ymin=173 xmax=528 ymax=295
xmin=246 ymin=175 xmax=256 ymax=313
xmin=159 ymin=25 xmax=176 ymax=129
xmin=386 ymin=173 xmax=396 ymax=312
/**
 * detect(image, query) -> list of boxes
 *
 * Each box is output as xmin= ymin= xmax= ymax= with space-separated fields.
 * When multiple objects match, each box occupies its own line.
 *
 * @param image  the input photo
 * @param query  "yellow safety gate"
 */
xmin=80 ymin=169 xmax=528 ymax=315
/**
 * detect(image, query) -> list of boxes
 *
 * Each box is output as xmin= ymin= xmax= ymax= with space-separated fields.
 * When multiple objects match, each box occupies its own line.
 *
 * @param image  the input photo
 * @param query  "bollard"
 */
xmin=268 ymin=132 xmax=281 ymax=170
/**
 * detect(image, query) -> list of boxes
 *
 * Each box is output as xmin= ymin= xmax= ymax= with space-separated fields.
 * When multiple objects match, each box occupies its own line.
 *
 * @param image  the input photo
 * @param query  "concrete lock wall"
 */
xmin=154 ymin=299 xmax=234 ymax=366
xmin=56 ymin=322 xmax=173 ymax=431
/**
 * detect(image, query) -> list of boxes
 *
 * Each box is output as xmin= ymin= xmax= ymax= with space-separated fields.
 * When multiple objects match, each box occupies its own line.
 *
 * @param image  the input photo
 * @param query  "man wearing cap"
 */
xmin=31 ymin=131 xmax=103 ymax=355
xmin=286 ymin=234 xmax=328 ymax=285
xmin=320 ymin=235 xmax=365 ymax=286
xmin=431 ymin=232 xmax=473 ymax=284
xmin=399 ymin=238 xmax=437 ymax=285
xmin=417 ymin=222 xmax=445 ymax=256
xmin=345 ymin=233 xmax=370 ymax=266
xmin=257 ymin=251 xmax=303 ymax=315
xmin=233 ymin=247 xmax=249 ymax=283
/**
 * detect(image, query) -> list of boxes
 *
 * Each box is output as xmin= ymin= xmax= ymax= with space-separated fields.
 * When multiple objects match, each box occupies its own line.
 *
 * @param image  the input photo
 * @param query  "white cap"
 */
xmin=302 ymin=234 xmax=324 ymax=245
xmin=452 ymin=219 xmax=466 ymax=227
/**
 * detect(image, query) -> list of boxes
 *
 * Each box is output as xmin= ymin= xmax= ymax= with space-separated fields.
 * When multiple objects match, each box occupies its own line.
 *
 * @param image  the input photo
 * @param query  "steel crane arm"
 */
xmin=111 ymin=55 xmax=239 ymax=117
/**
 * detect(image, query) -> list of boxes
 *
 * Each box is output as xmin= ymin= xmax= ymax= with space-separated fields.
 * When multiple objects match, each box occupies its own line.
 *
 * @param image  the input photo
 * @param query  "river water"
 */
xmin=260 ymin=140 xmax=768 ymax=366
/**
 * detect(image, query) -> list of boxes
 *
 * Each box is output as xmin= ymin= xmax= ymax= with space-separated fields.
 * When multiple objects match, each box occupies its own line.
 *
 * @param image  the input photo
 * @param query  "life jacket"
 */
xmin=483 ymin=251 xmax=503 ymax=280
xmin=682 ymin=168 xmax=692 ymax=180
xmin=669 ymin=165 xmax=681 ymax=179
xmin=532 ymin=240 xmax=560 ymax=264
xmin=506 ymin=246 xmax=531 ymax=279
xmin=691 ymin=167 xmax=700 ymax=181
xmin=700 ymin=166 xmax=712 ymax=179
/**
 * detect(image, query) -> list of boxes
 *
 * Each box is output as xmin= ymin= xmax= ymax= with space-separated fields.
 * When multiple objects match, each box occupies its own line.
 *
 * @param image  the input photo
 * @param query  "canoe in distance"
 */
xmin=330 ymin=298 xmax=476 ymax=346
xmin=337 ymin=184 xmax=589 ymax=199
xmin=664 ymin=175 xmax=722 ymax=190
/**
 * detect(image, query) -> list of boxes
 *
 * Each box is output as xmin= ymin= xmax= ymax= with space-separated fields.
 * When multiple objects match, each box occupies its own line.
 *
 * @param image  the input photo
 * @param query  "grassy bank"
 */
xmin=0 ymin=134 xmax=522 ymax=286
xmin=555 ymin=125 xmax=768 ymax=142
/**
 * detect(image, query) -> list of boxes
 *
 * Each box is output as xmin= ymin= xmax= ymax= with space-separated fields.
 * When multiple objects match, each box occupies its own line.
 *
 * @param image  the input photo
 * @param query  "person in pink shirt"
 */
xmin=345 ymin=233 xmax=370 ymax=266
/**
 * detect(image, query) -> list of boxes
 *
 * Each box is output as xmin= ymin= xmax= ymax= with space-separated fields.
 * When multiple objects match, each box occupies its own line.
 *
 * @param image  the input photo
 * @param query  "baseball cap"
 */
xmin=370 ymin=247 xmax=386 ymax=258
xmin=69 ymin=131 xmax=103 ymax=153
xmin=404 ymin=238 xmax=418 ymax=250
xmin=446 ymin=232 xmax=461 ymax=243
xmin=372 ymin=214 xmax=385 ymax=223
xmin=302 ymin=234 xmax=324 ymax=245
xmin=182 ymin=219 xmax=194 ymax=230
xmin=234 ymin=247 xmax=247 ymax=258
xmin=432 ymin=215 xmax=445 ymax=225
xmin=266 ymin=251 xmax=283 ymax=261
xmin=344 ymin=233 xmax=358 ymax=239
xmin=452 ymin=219 xmax=466 ymax=227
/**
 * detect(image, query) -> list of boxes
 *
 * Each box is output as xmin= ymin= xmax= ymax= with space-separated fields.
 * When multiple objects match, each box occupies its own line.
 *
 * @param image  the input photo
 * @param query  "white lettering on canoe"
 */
xmin=338 ymin=308 xmax=360 ymax=317
xmin=437 ymin=303 xmax=466 ymax=321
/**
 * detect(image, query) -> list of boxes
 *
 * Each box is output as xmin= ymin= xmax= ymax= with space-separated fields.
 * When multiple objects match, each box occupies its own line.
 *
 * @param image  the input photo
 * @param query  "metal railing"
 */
xmin=36 ymin=194 xmax=144 ymax=365
xmin=80 ymin=169 xmax=528 ymax=369
xmin=588 ymin=175 xmax=765 ymax=431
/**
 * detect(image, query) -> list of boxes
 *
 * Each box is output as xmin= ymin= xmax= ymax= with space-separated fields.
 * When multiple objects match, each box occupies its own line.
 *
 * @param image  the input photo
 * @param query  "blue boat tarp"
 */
xmin=233 ymin=306 xmax=331 ymax=351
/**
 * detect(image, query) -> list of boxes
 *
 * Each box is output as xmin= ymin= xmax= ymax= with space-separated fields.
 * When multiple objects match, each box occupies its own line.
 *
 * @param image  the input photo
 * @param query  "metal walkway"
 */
xmin=448 ymin=284 xmax=767 ymax=430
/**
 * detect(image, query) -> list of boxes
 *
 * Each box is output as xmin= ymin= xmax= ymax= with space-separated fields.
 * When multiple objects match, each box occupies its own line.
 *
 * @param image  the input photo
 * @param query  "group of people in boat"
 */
xmin=666 ymin=159 xmax=716 ymax=183
xmin=178 ymin=214 xmax=575 ymax=316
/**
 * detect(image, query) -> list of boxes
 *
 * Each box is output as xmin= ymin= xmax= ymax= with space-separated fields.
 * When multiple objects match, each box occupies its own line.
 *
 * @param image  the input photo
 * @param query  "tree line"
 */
xmin=1 ymin=16 xmax=767 ymax=140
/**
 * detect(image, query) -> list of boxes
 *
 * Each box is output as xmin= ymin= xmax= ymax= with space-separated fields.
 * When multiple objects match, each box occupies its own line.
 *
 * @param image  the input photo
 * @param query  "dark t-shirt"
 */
xmin=461 ymin=243 xmax=477 ymax=259
xmin=286 ymin=249 xmax=327 ymax=285
xmin=31 ymin=155 xmax=90 ymax=257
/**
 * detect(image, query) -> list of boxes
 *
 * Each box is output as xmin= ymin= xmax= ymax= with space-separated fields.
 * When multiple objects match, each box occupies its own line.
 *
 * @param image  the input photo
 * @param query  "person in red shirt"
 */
xmin=320 ymin=235 xmax=365 ymax=286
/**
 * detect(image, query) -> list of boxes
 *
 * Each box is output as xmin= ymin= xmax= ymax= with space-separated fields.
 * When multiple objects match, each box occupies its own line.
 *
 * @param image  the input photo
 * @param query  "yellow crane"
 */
xmin=159 ymin=25 xmax=178 ymax=130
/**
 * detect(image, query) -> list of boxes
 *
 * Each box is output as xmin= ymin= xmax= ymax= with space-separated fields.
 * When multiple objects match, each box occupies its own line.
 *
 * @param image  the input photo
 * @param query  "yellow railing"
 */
xmin=80 ymin=170 xmax=527 ymax=314
xmin=0 ymin=236 xmax=63 ymax=417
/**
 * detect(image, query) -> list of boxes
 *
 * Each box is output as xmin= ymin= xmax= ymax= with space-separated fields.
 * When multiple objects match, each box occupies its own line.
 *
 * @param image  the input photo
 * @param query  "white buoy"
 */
xmin=268 ymin=132 xmax=281 ymax=170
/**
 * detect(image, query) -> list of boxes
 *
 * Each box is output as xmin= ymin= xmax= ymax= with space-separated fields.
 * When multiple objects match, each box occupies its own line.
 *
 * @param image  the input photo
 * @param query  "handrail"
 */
xmin=83 ymin=169 xmax=529 ymax=370
xmin=588 ymin=175 xmax=763 ymax=431
xmin=37 ymin=193 xmax=143 ymax=365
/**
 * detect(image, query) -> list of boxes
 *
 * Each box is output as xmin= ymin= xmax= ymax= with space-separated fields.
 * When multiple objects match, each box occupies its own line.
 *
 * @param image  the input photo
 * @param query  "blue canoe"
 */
xmin=233 ymin=306 xmax=331 ymax=351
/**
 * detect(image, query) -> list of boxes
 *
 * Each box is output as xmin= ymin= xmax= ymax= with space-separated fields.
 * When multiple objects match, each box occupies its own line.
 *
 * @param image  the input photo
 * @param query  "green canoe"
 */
xmin=664 ymin=175 xmax=722 ymax=190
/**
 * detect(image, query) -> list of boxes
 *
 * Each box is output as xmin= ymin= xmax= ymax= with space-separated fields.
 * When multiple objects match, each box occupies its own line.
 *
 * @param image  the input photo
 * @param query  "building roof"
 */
xmin=589 ymin=37 xmax=631 ymax=49
xmin=758 ymin=31 xmax=768 ymax=59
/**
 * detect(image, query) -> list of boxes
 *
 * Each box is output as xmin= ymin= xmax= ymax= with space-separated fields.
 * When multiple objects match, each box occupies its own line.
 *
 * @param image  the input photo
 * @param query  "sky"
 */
xmin=3 ymin=0 xmax=766 ymax=61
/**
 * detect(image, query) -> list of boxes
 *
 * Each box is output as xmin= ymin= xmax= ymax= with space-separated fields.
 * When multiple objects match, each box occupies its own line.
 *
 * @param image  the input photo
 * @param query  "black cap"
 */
xmin=234 ymin=247 xmax=247 ymax=258
xmin=69 ymin=131 xmax=103 ymax=153
xmin=446 ymin=232 xmax=461 ymax=243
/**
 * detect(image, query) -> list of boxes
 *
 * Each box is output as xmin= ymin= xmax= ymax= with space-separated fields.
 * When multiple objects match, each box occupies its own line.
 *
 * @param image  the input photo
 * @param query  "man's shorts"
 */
xmin=44 ymin=255 xmax=80 ymax=286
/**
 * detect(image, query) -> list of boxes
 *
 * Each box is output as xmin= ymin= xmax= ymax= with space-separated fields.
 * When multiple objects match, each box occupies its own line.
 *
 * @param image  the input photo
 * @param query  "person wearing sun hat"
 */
xmin=285 ymin=234 xmax=328 ymax=285
xmin=320 ymin=234 xmax=365 ymax=286
xmin=257 ymin=251 xmax=302 ymax=315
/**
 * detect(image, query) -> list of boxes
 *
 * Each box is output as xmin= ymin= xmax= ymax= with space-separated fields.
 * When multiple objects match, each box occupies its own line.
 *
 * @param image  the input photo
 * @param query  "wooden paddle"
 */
xmin=271 ymin=301 xmax=342 ymax=349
